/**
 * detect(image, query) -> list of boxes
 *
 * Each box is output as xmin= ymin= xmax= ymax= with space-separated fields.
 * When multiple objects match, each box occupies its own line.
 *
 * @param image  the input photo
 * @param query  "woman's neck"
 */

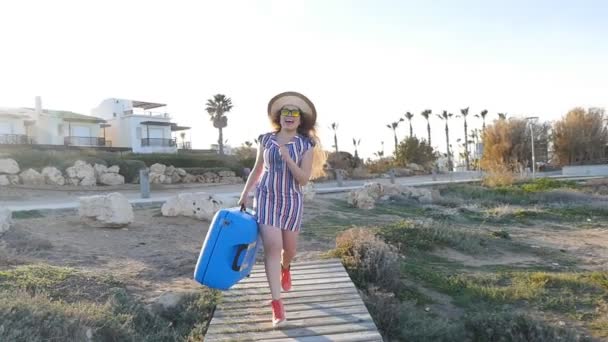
xmin=278 ymin=129 xmax=297 ymax=138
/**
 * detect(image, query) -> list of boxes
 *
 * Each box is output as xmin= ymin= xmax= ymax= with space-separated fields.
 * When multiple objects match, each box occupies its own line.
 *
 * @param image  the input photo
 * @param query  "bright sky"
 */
xmin=1 ymin=0 xmax=607 ymax=159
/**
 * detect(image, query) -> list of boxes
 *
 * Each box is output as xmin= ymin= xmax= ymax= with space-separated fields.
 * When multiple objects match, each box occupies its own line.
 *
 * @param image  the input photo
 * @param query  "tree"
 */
xmin=394 ymin=136 xmax=437 ymax=169
xmin=205 ymin=94 xmax=233 ymax=155
xmin=330 ymin=122 xmax=339 ymax=153
xmin=553 ymin=107 xmax=608 ymax=165
xmin=387 ymin=118 xmax=405 ymax=154
xmin=244 ymin=141 xmax=253 ymax=148
xmin=420 ymin=109 xmax=432 ymax=145
xmin=352 ymin=138 xmax=361 ymax=161
xmin=476 ymin=109 xmax=489 ymax=132
xmin=458 ymin=107 xmax=471 ymax=170
xmin=498 ymin=113 xmax=507 ymax=120
xmin=436 ymin=111 xmax=453 ymax=171
xmin=179 ymin=132 xmax=186 ymax=147
xmin=404 ymin=111 xmax=414 ymax=137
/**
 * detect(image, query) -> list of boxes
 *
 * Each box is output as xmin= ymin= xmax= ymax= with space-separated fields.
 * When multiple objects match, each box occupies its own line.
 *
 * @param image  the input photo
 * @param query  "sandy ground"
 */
xmin=0 ymin=199 xmax=334 ymax=302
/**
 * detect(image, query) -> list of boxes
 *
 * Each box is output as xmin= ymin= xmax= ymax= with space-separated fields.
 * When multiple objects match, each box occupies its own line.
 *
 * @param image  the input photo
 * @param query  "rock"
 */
xmin=8 ymin=175 xmax=20 ymax=185
xmin=94 ymin=164 xmax=108 ymax=177
xmin=163 ymin=175 xmax=173 ymax=184
xmin=165 ymin=165 xmax=176 ymax=176
xmin=0 ymin=159 xmax=19 ymax=174
xmin=176 ymin=168 xmax=187 ymax=177
xmin=74 ymin=162 xmax=95 ymax=180
xmin=150 ymin=173 xmax=166 ymax=184
xmin=204 ymin=172 xmax=220 ymax=183
xmin=363 ymin=182 xmax=384 ymax=200
xmin=0 ymin=208 xmax=11 ymax=234
xmin=80 ymin=176 xmax=97 ymax=187
xmin=66 ymin=178 xmax=80 ymax=186
xmin=196 ymin=175 xmax=206 ymax=183
xmin=0 ymin=175 xmax=9 ymax=186
xmin=161 ymin=192 xmax=225 ymax=221
xmin=221 ymin=176 xmax=243 ymax=184
xmin=42 ymin=167 xmax=65 ymax=186
xmin=170 ymin=173 xmax=181 ymax=184
xmin=66 ymin=166 xmax=78 ymax=179
xmin=393 ymin=168 xmax=413 ymax=177
xmin=99 ymin=173 xmax=125 ymax=186
xmin=150 ymin=163 xmax=166 ymax=175
xmin=302 ymin=182 xmax=315 ymax=202
xmin=182 ymin=174 xmax=198 ymax=183
xmin=19 ymin=168 xmax=45 ymax=186
xmin=79 ymin=193 xmax=134 ymax=227
xmin=107 ymin=165 xmax=120 ymax=174
xmin=347 ymin=190 xmax=375 ymax=210
xmin=219 ymin=170 xmax=236 ymax=178
xmin=407 ymin=163 xmax=425 ymax=172
xmin=417 ymin=188 xmax=441 ymax=204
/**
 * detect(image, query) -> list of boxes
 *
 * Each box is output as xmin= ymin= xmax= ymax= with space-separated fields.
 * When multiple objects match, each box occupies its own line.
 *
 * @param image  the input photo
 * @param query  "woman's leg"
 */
xmin=281 ymin=229 xmax=299 ymax=268
xmin=260 ymin=224 xmax=283 ymax=300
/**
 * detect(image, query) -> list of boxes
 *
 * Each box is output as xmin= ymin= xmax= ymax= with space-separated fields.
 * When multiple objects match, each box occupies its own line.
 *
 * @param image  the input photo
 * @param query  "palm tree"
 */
xmin=420 ymin=109 xmax=432 ymax=145
xmin=437 ymin=111 xmax=453 ymax=171
xmin=205 ymin=94 xmax=233 ymax=155
xmin=179 ymin=132 xmax=186 ymax=148
xmin=330 ymin=122 xmax=339 ymax=153
xmin=387 ymin=118 xmax=404 ymax=153
xmin=498 ymin=112 xmax=507 ymax=120
xmin=475 ymin=109 xmax=489 ymax=132
xmin=352 ymin=138 xmax=361 ymax=160
xmin=404 ymin=112 xmax=415 ymax=137
xmin=244 ymin=141 xmax=253 ymax=148
xmin=458 ymin=107 xmax=471 ymax=170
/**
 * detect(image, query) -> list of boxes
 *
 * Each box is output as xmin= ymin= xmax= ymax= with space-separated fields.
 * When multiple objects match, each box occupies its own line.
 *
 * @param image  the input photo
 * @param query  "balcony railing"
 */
xmin=178 ymin=141 xmax=192 ymax=150
xmin=0 ymin=134 xmax=34 ymax=145
xmin=141 ymin=138 xmax=176 ymax=147
xmin=64 ymin=136 xmax=106 ymax=147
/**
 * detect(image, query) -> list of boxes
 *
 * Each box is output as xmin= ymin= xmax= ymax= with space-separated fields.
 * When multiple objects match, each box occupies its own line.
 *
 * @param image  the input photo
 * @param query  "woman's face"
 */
xmin=279 ymin=105 xmax=301 ymax=131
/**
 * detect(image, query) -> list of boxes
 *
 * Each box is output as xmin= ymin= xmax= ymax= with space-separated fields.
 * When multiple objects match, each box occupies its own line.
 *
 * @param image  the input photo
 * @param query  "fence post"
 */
xmin=336 ymin=169 xmax=344 ymax=187
xmin=389 ymin=169 xmax=396 ymax=184
xmin=140 ymin=168 xmax=150 ymax=199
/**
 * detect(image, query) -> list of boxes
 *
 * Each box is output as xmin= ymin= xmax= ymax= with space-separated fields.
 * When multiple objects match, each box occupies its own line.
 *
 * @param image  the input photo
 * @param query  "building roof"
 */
xmin=132 ymin=100 xmax=166 ymax=110
xmin=0 ymin=107 xmax=35 ymax=119
xmin=171 ymin=123 xmax=191 ymax=131
xmin=140 ymin=120 xmax=172 ymax=126
xmin=22 ymin=108 xmax=106 ymax=123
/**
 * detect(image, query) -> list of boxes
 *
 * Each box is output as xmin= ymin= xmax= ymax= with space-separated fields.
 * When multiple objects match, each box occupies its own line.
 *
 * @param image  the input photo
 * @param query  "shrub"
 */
xmin=553 ymin=107 xmax=608 ymax=166
xmin=521 ymin=178 xmax=577 ymax=193
xmin=327 ymin=151 xmax=357 ymax=170
xmin=482 ymin=161 xmax=516 ymax=187
xmin=333 ymin=228 xmax=401 ymax=292
xmin=104 ymin=159 xmax=146 ymax=183
xmin=464 ymin=312 xmax=588 ymax=342
xmin=394 ymin=136 xmax=437 ymax=169
xmin=365 ymin=157 xmax=394 ymax=174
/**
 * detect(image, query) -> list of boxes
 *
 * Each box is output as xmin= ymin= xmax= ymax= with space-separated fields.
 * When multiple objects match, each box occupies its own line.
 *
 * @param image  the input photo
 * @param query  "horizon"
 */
xmin=1 ymin=0 xmax=607 ymax=159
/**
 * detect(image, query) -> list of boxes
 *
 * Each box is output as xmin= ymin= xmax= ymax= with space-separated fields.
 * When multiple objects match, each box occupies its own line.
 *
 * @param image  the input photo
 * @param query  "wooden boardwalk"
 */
xmin=205 ymin=259 xmax=383 ymax=341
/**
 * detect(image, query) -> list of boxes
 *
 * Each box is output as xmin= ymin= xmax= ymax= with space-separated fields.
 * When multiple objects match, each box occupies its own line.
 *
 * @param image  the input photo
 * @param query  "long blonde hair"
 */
xmin=270 ymin=113 xmax=327 ymax=180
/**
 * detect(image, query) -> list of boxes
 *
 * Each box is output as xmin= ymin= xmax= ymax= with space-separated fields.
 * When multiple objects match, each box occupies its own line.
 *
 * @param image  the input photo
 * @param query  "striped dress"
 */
xmin=254 ymin=132 xmax=314 ymax=232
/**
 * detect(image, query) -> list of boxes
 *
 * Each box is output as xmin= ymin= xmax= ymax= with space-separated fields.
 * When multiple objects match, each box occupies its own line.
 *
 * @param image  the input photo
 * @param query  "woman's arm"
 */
xmin=238 ymin=143 xmax=265 ymax=205
xmin=280 ymin=145 xmax=313 ymax=186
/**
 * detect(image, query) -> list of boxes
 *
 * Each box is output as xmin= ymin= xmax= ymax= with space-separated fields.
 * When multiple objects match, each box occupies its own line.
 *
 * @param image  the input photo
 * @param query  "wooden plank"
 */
xmin=251 ymin=262 xmax=343 ymax=273
xmin=251 ymin=258 xmax=342 ymax=269
xmin=218 ymin=293 xmax=363 ymax=310
xmin=206 ymin=321 xmax=378 ymax=341
xmin=247 ymin=267 xmax=346 ymax=278
xmin=216 ymin=299 xmax=365 ymax=317
xmin=232 ymin=276 xmax=352 ymax=288
xmin=207 ymin=314 xmax=374 ymax=335
xmin=260 ymin=330 xmax=384 ymax=342
xmin=211 ymin=305 xmax=370 ymax=324
xmin=220 ymin=287 xmax=360 ymax=303
xmin=224 ymin=282 xmax=355 ymax=298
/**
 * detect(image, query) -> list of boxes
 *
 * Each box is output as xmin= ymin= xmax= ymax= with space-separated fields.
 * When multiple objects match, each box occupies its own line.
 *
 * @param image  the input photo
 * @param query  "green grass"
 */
xmin=0 ymin=264 xmax=219 ymax=341
xmin=11 ymin=210 xmax=45 ymax=220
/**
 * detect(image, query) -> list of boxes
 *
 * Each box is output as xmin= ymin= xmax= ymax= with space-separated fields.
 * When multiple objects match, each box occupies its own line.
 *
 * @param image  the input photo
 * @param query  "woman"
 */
xmin=238 ymin=91 xmax=326 ymax=328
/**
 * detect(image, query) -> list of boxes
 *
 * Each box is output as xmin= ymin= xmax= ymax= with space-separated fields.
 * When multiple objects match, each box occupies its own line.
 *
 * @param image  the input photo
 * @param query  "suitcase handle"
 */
xmin=232 ymin=244 xmax=249 ymax=272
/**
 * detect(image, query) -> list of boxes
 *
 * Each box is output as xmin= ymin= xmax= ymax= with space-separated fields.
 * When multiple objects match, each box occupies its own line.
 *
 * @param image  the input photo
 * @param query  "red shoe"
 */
xmin=281 ymin=264 xmax=292 ymax=292
xmin=271 ymin=299 xmax=287 ymax=328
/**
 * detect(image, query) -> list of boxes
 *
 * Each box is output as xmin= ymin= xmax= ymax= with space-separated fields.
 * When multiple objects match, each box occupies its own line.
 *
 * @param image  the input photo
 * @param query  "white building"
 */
xmin=92 ymin=99 xmax=190 ymax=154
xmin=0 ymin=97 xmax=107 ymax=147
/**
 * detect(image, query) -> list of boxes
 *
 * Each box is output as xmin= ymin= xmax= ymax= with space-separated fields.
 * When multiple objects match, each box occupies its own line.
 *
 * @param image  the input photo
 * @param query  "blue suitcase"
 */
xmin=193 ymin=207 xmax=260 ymax=290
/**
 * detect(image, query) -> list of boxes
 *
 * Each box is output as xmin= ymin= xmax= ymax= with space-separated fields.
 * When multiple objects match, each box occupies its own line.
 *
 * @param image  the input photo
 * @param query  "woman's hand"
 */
xmin=278 ymin=145 xmax=293 ymax=163
xmin=238 ymin=193 xmax=249 ymax=209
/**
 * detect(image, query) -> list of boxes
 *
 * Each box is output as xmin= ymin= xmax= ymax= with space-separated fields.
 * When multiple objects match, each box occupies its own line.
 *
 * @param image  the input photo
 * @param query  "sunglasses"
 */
xmin=280 ymin=108 xmax=301 ymax=117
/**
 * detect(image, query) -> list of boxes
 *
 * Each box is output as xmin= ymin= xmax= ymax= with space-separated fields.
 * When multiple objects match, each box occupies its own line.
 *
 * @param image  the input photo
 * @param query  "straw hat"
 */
xmin=267 ymin=91 xmax=316 ymax=124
